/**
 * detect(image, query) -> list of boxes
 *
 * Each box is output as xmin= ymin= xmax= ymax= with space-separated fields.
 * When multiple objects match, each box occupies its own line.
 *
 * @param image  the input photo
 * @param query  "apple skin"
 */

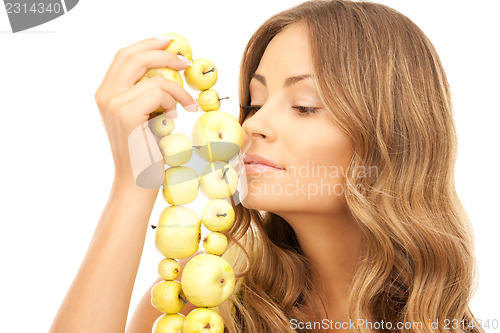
xmin=158 ymin=258 xmax=181 ymax=281
xmin=184 ymin=58 xmax=218 ymax=91
xmin=203 ymin=232 xmax=228 ymax=256
xmin=152 ymin=313 xmax=186 ymax=333
xmin=183 ymin=308 xmax=224 ymax=333
xmin=158 ymin=133 xmax=193 ymax=167
xmin=161 ymin=32 xmax=193 ymax=60
xmin=155 ymin=205 xmax=201 ymax=259
xmin=151 ymin=280 xmax=187 ymax=314
xmin=139 ymin=67 xmax=184 ymax=87
xmin=192 ymin=111 xmax=243 ymax=163
xmin=197 ymin=89 xmax=220 ymax=112
xmin=199 ymin=162 xmax=238 ymax=200
xmin=149 ymin=114 xmax=175 ymax=138
xmin=163 ymin=166 xmax=199 ymax=206
xmin=201 ymin=199 xmax=235 ymax=232
xmin=181 ymin=254 xmax=235 ymax=308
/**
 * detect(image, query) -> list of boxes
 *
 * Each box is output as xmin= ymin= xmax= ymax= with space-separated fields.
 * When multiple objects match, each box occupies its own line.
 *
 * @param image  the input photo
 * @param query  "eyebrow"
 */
xmin=250 ymin=73 xmax=314 ymax=88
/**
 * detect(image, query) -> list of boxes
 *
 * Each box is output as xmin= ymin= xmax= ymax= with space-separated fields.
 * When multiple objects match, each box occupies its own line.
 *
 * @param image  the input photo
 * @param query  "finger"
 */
xmin=104 ymin=37 xmax=190 ymax=92
xmin=120 ymin=87 xmax=179 ymax=126
xmin=120 ymin=37 xmax=174 ymax=57
xmin=126 ymin=50 xmax=191 ymax=86
xmin=126 ymin=75 xmax=200 ymax=113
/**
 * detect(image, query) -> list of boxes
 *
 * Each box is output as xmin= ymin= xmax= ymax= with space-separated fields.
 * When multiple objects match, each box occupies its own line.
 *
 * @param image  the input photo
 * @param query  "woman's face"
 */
xmin=240 ymin=23 xmax=354 ymax=216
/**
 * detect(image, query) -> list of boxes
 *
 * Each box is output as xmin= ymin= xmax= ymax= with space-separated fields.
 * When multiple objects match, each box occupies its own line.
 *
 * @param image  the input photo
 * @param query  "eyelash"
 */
xmin=240 ymin=105 xmax=319 ymax=116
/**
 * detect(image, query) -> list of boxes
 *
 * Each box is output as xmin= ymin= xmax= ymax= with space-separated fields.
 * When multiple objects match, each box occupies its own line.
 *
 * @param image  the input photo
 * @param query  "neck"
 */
xmin=278 ymin=209 xmax=363 ymax=320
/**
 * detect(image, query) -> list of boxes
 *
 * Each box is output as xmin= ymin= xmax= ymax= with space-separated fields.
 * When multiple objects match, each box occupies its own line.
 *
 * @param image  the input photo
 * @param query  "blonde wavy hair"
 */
xmin=217 ymin=1 xmax=484 ymax=332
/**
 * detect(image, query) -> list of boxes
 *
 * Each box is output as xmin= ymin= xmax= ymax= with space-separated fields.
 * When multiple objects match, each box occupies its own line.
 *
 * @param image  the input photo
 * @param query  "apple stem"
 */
xmin=216 ymin=213 xmax=227 ymax=217
xmin=192 ymin=145 xmax=201 ymax=149
xmin=179 ymin=296 xmax=188 ymax=304
xmin=218 ymin=96 xmax=229 ymax=101
xmin=150 ymin=225 xmax=157 ymax=229
xmin=203 ymin=67 xmax=215 ymax=75
xmin=204 ymin=323 xmax=211 ymax=329
xmin=221 ymin=167 xmax=229 ymax=180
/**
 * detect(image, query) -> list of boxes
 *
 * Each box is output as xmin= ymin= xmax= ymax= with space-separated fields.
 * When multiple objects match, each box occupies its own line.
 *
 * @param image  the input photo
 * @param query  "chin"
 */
xmin=239 ymin=192 xmax=287 ymax=213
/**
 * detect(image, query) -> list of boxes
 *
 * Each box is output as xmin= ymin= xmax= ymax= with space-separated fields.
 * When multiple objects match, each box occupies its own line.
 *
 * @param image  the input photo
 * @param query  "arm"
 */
xmin=49 ymin=179 xmax=159 ymax=333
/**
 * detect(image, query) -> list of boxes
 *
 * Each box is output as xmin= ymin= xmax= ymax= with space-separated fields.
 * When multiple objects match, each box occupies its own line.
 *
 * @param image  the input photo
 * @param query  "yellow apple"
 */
xmin=203 ymin=232 xmax=228 ymax=256
xmin=158 ymin=133 xmax=193 ymax=166
xmin=181 ymin=254 xmax=235 ymax=308
xmin=155 ymin=205 xmax=201 ymax=259
xmin=163 ymin=166 xmax=199 ymax=206
xmin=139 ymin=67 xmax=184 ymax=87
xmin=160 ymin=32 xmax=193 ymax=60
xmin=184 ymin=58 xmax=218 ymax=91
xmin=201 ymin=199 xmax=235 ymax=232
xmin=151 ymin=280 xmax=187 ymax=314
xmin=152 ymin=313 xmax=186 ymax=333
xmin=183 ymin=308 xmax=224 ymax=333
xmin=158 ymin=258 xmax=181 ymax=281
xmin=197 ymin=89 xmax=229 ymax=112
xmin=199 ymin=162 xmax=238 ymax=200
xmin=149 ymin=113 xmax=175 ymax=137
xmin=192 ymin=111 xmax=243 ymax=163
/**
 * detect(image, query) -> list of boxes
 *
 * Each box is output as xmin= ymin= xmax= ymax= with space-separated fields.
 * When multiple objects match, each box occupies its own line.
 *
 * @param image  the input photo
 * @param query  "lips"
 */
xmin=242 ymin=153 xmax=285 ymax=170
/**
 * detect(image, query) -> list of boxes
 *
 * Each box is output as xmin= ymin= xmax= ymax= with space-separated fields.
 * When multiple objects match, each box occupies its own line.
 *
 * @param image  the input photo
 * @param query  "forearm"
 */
xmin=50 ymin=177 xmax=159 ymax=333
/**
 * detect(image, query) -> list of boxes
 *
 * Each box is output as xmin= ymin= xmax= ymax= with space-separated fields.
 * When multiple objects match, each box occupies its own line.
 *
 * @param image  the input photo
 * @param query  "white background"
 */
xmin=1 ymin=0 xmax=499 ymax=332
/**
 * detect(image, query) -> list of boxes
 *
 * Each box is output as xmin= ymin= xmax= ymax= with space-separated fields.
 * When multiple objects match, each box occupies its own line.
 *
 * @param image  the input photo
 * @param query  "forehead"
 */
xmin=254 ymin=23 xmax=313 ymax=78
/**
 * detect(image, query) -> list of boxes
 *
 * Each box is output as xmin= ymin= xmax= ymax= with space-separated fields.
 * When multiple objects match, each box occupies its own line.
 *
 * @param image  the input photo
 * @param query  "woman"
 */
xmin=49 ymin=1 xmax=484 ymax=332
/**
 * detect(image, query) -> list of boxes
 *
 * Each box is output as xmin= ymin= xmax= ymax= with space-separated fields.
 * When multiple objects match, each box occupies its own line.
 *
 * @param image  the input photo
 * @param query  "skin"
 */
xmin=240 ymin=23 xmax=366 ymax=328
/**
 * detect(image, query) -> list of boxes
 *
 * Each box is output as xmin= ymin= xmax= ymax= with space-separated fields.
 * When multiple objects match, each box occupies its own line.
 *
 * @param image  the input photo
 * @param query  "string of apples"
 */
xmin=139 ymin=33 xmax=243 ymax=333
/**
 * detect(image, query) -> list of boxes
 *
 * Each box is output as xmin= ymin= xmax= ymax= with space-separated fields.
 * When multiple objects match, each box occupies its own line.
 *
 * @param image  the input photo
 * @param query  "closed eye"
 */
xmin=292 ymin=106 xmax=320 ymax=116
xmin=240 ymin=104 xmax=320 ymax=117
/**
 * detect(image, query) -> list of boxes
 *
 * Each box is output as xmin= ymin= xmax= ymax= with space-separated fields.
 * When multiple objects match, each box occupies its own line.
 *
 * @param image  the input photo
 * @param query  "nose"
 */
xmin=241 ymin=105 xmax=277 ymax=142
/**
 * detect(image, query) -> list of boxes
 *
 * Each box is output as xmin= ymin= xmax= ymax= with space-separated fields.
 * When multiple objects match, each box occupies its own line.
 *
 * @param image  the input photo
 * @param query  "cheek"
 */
xmin=285 ymin=129 xmax=353 ymax=207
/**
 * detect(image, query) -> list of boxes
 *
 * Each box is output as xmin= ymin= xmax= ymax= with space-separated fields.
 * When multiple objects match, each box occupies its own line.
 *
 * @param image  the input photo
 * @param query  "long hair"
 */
xmin=218 ymin=1 xmax=484 ymax=332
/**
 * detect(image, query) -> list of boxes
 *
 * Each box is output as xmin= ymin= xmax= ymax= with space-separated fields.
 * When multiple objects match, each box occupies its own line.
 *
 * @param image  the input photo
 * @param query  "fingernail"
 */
xmin=155 ymin=34 xmax=174 ymax=41
xmin=184 ymin=103 xmax=201 ymax=112
xmin=165 ymin=109 xmax=177 ymax=118
xmin=177 ymin=54 xmax=193 ymax=66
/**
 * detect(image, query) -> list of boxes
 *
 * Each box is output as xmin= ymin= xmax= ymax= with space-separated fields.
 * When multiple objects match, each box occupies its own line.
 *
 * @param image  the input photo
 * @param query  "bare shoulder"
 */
xmin=125 ymin=251 xmax=205 ymax=333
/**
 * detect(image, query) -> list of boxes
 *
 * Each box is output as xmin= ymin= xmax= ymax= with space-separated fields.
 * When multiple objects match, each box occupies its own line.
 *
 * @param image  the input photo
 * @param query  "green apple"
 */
xmin=153 ymin=313 xmax=186 ymax=333
xmin=201 ymin=199 xmax=235 ymax=232
xmin=149 ymin=113 xmax=175 ymax=137
xmin=151 ymin=280 xmax=187 ymax=314
xmin=155 ymin=205 xmax=201 ymax=259
xmin=197 ymin=89 xmax=229 ymax=112
xmin=203 ymin=232 xmax=228 ymax=256
xmin=199 ymin=162 xmax=238 ymax=200
xmin=158 ymin=133 xmax=193 ymax=166
xmin=163 ymin=166 xmax=199 ymax=206
xmin=184 ymin=58 xmax=218 ymax=91
xmin=161 ymin=32 xmax=193 ymax=60
xmin=192 ymin=111 xmax=243 ymax=163
xmin=181 ymin=254 xmax=235 ymax=308
xmin=158 ymin=258 xmax=181 ymax=281
xmin=183 ymin=308 xmax=224 ymax=333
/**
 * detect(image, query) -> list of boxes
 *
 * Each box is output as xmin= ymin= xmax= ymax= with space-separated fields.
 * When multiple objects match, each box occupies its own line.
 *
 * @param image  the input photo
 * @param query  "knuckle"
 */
xmin=115 ymin=47 xmax=132 ymax=61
